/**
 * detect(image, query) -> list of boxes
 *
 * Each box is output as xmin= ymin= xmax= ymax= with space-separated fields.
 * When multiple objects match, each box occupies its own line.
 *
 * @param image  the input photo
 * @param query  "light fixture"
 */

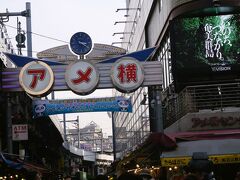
xmin=218 ymin=86 xmax=221 ymax=95
xmin=114 ymin=21 xmax=136 ymax=25
xmin=111 ymin=42 xmax=130 ymax=46
xmin=112 ymin=32 xmax=133 ymax=36
xmin=116 ymin=8 xmax=141 ymax=12
xmin=140 ymin=92 xmax=148 ymax=105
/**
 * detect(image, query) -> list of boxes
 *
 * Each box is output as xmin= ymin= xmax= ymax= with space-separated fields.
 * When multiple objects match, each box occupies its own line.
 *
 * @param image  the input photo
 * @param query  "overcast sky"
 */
xmin=1 ymin=0 xmax=127 ymax=135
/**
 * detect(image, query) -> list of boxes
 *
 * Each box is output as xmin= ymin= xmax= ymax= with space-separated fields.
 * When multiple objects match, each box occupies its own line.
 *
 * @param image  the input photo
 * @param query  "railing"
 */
xmin=164 ymin=82 xmax=240 ymax=128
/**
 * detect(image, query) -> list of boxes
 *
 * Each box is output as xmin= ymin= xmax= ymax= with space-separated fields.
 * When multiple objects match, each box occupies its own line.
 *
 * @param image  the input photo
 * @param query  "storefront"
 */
xmin=161 ymin=130 xmax=240 ymax=179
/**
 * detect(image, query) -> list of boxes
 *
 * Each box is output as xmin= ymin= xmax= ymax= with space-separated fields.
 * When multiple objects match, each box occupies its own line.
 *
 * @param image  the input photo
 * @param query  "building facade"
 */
xmin=114 ymin=0 xmax=240 ymax=179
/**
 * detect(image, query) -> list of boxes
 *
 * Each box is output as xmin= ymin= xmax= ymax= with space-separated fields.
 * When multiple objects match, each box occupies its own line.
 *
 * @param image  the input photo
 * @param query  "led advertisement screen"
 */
xmin=170 ymin=14 xmax=240 ymax=91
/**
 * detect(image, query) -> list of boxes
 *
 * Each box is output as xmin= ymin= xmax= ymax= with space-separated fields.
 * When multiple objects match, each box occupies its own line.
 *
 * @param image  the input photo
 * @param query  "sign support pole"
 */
xmin=7 ymin=94 xmax=13 ymax=153
xmin=26 ymin=2 xmax=32 ymax=57
xmin=155 ymin=85 xmax=163 ymax=132
xmin=111 ymin=112 xmax=116 ymax=160
xmin=63 ymin=113 xmax=67 ymax=142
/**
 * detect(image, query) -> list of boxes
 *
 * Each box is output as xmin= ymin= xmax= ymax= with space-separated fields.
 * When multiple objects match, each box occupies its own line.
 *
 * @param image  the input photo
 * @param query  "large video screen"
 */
xmin=170 ymin=14 xmax=240 ymax=91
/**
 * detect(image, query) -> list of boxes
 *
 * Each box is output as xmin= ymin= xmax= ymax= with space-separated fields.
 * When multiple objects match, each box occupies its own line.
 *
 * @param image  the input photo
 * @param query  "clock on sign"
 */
xmin=70 ymin=32 xmax=92 ymax=55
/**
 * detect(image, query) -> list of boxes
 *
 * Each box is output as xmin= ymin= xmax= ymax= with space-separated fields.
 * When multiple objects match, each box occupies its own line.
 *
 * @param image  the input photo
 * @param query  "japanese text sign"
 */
xmin=111 ymin=57 xmax=144 ymax=93
xmin=65 ymin=60 xmax=99 ymax=95
xmin=18 ymin=57 xmax=153 ymax=97
xmin=19 ymin=61 xmax=54 ymax=96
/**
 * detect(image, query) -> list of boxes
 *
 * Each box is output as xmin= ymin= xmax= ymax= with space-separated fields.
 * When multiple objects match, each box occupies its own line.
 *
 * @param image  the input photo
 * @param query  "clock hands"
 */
xmin=78 ymin=41 xmax=89 ymax=48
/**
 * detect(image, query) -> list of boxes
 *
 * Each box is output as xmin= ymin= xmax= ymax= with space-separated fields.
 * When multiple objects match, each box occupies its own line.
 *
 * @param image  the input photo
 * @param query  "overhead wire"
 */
xmin=5 ymin=24 xmax=69 ymax=44
xmin=3 ymin=23 xmax=70 ymax=56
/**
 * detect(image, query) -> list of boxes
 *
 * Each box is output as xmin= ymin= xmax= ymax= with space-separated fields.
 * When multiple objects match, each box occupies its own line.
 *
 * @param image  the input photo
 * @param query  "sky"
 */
xmin=1 ymin=0 xmax=127 ymax=136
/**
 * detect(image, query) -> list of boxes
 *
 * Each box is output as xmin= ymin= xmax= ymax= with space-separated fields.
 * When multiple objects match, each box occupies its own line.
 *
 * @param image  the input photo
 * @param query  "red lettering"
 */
xmin=71 ymin=67 xmax=92 ymax=84
xmin=117 ymin=63 xmax=137 ymax=83
xmin=192 ymin=116 xmax=240 ymax=128
xmin=27 ymin=69 xmax=46 ymax=89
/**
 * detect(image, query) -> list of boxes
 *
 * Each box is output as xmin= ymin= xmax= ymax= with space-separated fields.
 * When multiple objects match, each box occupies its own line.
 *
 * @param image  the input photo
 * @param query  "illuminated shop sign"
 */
xmin=2 ymin=58 xmax=162 ymax=95
xmin=19 ymin=61 xmax=54 ymax=96
xmin=111 ymin=57 xmax=144 ymax=93
xmin=171 ymin=14 xmax=240 ymax=92
xmin=17 ymin=57 xmax=151 ymax=97
xmin=161 ymin=154 xmax=240 ymax=167
xmin=65 ymin=60 xmax=99 ymax=95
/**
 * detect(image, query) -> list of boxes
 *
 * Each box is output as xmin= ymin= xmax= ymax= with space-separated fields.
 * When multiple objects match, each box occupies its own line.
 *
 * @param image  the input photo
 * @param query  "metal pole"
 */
xmin=7 ymin=94 xmax=13 ymax=153
xmin=155 ymin=86 xmax=163 ymax=132
xmin=63 ymin=113 xmax=67 ymax=142
xmin=111 ymin=112 xmax=116 ymax=160
xmin=77 ymin=116 xmax=80 ymax=148
xmin=101 ymin=129 xmax=103 ymax=154
xmin=26 ymin=2 xmax=32 ymax=57
xmin=51 ymin=91 xmax=55 ymax=100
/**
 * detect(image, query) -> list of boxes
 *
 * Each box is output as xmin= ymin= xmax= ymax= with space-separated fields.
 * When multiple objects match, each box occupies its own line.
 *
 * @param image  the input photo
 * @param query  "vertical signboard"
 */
xmin=12 ymin=124 xmax=28 ymax=141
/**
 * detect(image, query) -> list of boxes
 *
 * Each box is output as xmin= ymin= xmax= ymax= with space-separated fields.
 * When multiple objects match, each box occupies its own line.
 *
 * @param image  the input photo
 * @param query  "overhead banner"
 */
xmin=33 ymin=96 xmax=132 ymax=118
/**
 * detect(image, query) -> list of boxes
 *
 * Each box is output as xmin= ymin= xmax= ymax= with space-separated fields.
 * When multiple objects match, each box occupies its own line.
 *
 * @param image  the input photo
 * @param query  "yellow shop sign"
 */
xmin=161 ymin=154 xmax=240 ymax=167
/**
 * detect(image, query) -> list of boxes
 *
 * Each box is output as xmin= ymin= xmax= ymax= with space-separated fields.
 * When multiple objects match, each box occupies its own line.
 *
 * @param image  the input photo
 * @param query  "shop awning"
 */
xmin=0 ymin=153 xmax=23 ymax=170
xmin=161 ymin=138 xmax=240 ymax=158
xmin=17 ymin=159 xmax=52 ymax=174
xmin=0 ymin=152 xmax=53 ymax=174
xmin=167 ymin=129 xmax=240 ymax=142
xmin=161 ymin=129 xmax=240 ymax=166
xmin=139 ymin=132 xmax=177 ymax=151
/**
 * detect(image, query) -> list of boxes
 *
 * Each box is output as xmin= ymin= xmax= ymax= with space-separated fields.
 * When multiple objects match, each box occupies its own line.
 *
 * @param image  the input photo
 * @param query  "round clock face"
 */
xmin=70 ymin=32 xmax=92 ymax=55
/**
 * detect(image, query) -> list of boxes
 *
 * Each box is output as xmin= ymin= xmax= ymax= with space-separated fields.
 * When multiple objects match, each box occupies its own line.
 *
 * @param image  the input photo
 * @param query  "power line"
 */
xmin=4 ymin=24 xmax=69 ymax=44
xmin=3 ymin=23 xmax=72 ymax=56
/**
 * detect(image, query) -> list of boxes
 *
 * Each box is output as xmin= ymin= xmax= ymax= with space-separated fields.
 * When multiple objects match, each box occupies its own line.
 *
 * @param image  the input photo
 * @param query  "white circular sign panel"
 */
xmin=19 ymin=61 xmax=54 ymax=97
xmin=111 ymin=57 xmax=144 ymax=93
xmin=65 ymin=60 xmax=99 ymax=95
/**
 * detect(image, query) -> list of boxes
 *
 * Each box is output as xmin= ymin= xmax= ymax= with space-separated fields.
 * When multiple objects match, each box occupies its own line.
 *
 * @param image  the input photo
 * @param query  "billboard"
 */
xmin=170 ymin=14 xmax=240 ymax=92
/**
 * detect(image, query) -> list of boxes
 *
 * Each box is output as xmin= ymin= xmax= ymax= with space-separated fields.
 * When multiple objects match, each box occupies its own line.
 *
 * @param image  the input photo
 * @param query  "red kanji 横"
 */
xmin=117 ymin=63 xmax=137 ymax=83
xmin=71 ymin=67 xmax=92 ymax=84
xmin=27 ymin=69 xmax=46 ymax=89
